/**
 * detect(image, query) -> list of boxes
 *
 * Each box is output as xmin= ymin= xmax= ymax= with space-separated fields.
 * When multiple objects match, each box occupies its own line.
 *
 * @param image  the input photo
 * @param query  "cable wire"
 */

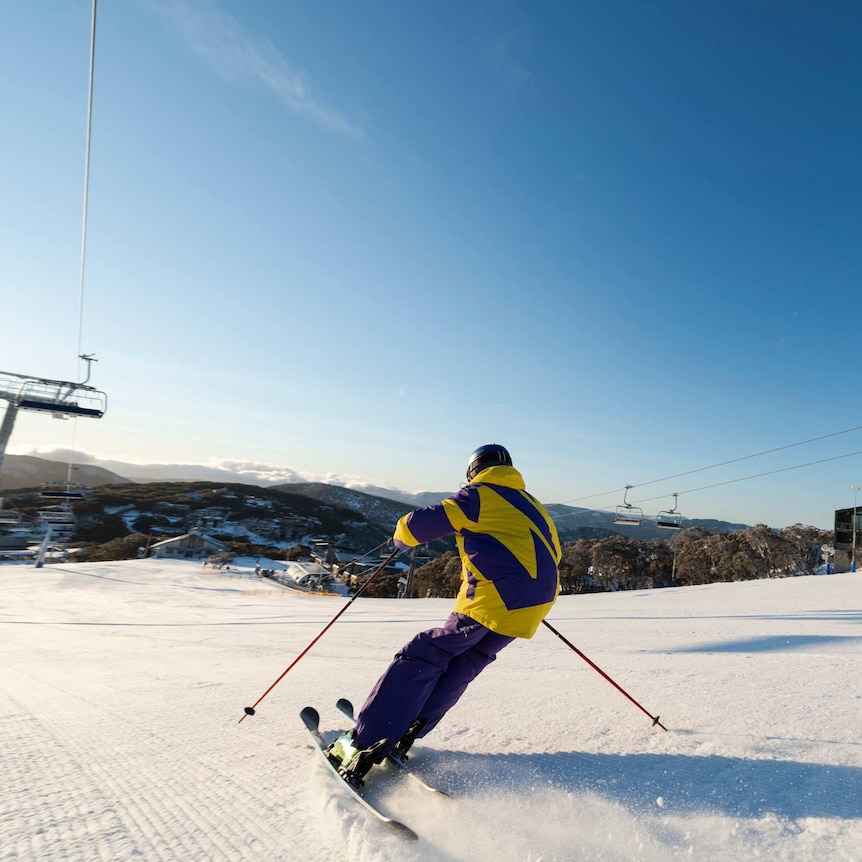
xmin=631 ymin=448 xmax=862 ymax=505
xmin=66 ymin=0 xmax=98 ymax=489
xmin=76 ymin=0 xmax=97 ymax=370
xmin=557 ymin=422 xmax=862 ymax=507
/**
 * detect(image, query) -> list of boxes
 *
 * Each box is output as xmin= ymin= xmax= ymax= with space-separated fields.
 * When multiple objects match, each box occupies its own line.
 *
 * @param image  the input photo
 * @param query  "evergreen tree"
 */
xmin=559 ymin=540 xmax=594 ymax=593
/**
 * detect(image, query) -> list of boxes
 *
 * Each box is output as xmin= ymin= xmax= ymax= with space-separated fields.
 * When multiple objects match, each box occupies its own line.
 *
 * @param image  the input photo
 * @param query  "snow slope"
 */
xmin=2 ymin=559 xmax=861 ymax=861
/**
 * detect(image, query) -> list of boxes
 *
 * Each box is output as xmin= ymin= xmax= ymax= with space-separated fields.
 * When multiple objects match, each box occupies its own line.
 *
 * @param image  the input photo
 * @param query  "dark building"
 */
xmin=833 ymin=506 xmax=861 ymax=552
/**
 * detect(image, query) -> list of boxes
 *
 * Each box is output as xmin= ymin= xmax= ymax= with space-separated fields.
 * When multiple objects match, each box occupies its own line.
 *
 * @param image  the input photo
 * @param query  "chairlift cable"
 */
xmin=76 ymin=0 xmax=98 ymax=370
xmin=559 ymin=449 xmax=862 ymax=521
xmin=629 ymin=423 xmax=862 ymax=492
xmin=557 ymin=422 xmax=862 ymax=507
xmin=66 ymin=0 xmax=99 ymax=490
xmin=630 ymin=448 xmax=862 ymax=505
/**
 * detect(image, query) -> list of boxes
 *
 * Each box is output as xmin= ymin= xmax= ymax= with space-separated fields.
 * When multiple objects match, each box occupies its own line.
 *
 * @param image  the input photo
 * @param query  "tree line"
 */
xmin=408 ymin=524 xmax=832 ymax=598
xmin=67 ymin=518 xmax=833 ymax=600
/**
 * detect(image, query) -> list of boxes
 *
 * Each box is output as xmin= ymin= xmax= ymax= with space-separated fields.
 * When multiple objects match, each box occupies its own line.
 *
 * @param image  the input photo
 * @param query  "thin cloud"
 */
xmin=150 ymin=0 xmax=364 ymax=137
xmin=10 ymin=446 xmax=400 ymax=491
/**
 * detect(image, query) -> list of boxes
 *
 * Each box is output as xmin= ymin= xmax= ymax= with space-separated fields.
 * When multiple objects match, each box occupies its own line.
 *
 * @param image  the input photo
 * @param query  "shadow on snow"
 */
xmin=428 ymin=748 xmax=862 ymax=821
xmin=664 ymin=634 xmax=862 ymax=653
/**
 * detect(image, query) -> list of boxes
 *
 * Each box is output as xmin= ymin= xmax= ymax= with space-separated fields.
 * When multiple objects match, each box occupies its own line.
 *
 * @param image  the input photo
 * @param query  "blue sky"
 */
xmin=1 ymin=0 xmax=861 ymax=529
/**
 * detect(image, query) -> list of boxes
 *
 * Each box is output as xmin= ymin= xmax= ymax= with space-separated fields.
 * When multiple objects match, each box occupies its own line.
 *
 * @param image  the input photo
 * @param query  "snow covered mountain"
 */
xmin=1 ymin=454 xmax=753 ymax=544
xmin=0 ymin=454 xmax=128 ymax=490
xmin=1 ymin=452 xmax=449 ymax=508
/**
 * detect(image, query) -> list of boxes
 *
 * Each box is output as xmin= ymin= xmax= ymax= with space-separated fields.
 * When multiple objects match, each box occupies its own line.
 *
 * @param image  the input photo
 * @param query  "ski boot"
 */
xmin=390 ymin=718 xmax=428 ymax=765
xmin=325 ymin=731 xmax=388 ymax=788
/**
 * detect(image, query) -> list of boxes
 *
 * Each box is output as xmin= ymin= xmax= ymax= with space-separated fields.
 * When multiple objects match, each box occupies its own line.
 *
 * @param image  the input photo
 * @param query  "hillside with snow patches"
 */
xmin=2 ymin=454 xmax=759 ymax=537
xmin=3 ymin=558 xmax=861 ymax=861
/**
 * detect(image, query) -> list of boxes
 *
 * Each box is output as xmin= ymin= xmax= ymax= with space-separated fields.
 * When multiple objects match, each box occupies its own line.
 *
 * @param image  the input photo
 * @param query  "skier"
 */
xmin=327 ymin=444 xmax=562 ymax=786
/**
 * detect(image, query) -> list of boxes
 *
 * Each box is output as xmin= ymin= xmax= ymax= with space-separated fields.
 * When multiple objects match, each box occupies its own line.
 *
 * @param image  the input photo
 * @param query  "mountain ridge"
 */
xmin=1 ymin=452 xmax=752 ymax=538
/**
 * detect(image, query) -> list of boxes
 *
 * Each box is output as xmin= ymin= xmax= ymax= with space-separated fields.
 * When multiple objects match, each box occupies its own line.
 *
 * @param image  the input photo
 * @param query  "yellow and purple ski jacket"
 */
xmin=393 ymin=465 xmax=561 ymax=638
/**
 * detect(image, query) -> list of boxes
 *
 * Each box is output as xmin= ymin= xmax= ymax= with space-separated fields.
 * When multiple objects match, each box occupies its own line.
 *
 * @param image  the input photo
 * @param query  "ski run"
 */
xmin=2 ymin=558 xmax=861 ymax=861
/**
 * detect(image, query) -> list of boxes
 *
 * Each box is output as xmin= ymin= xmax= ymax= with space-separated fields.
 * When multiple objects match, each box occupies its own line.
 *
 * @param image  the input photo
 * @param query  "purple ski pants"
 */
xmin=352 ymin=612 xmax=515 ymax=755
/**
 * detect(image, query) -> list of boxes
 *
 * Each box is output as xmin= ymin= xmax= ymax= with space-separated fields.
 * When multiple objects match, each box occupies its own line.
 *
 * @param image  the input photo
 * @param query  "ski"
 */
xmin=335 ymin=698 xmax=451 ymax=797
xmin=300 ymin=706 xmax=418 ymax=841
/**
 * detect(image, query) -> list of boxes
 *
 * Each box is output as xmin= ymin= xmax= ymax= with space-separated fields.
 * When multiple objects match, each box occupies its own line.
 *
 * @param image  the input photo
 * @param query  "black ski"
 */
xmin=300 ymin=706 xmax=418 ymax=841
xmin=335 ymin=698 xmax=450 ymax=797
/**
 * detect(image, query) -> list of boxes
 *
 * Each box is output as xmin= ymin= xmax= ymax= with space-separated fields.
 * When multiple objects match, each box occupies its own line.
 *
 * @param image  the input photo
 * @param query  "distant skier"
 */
xmin=327 ymin=444 xmax=561 ymax=785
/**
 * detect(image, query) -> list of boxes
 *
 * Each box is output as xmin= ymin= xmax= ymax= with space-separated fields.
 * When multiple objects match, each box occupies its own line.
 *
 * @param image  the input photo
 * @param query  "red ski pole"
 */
xmin=542 ymin=619 xmax=667 ymax=731
xmin=238 ymin=548 xmax=401 ymax=723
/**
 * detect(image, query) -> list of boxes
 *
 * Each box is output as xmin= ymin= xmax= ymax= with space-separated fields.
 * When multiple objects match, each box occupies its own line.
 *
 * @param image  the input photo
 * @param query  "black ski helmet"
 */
xmin=466 ymin=444 xmax=513 ymax=481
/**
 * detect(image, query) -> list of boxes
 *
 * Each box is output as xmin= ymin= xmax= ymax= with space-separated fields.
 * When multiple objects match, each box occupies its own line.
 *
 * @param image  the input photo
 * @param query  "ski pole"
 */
xmin=239 ymin=547 xmax=401 ymax=723
xmin=542 ymin=619 xmax=667 ymax=731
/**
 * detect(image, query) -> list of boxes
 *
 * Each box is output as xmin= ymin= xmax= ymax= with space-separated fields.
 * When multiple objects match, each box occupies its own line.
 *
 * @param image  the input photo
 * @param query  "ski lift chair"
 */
xmin=40 ymin=482 xmax=89 ymax=500
xmin=656 ymin=512 xmax=683 ymax=529
xmin=38 ymin=505 xmax=76 ymax=525
xmin=613 ymin=485 xmax=644 ymax=526
xmin=656 ymin=493 xmax=683 ymax=530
